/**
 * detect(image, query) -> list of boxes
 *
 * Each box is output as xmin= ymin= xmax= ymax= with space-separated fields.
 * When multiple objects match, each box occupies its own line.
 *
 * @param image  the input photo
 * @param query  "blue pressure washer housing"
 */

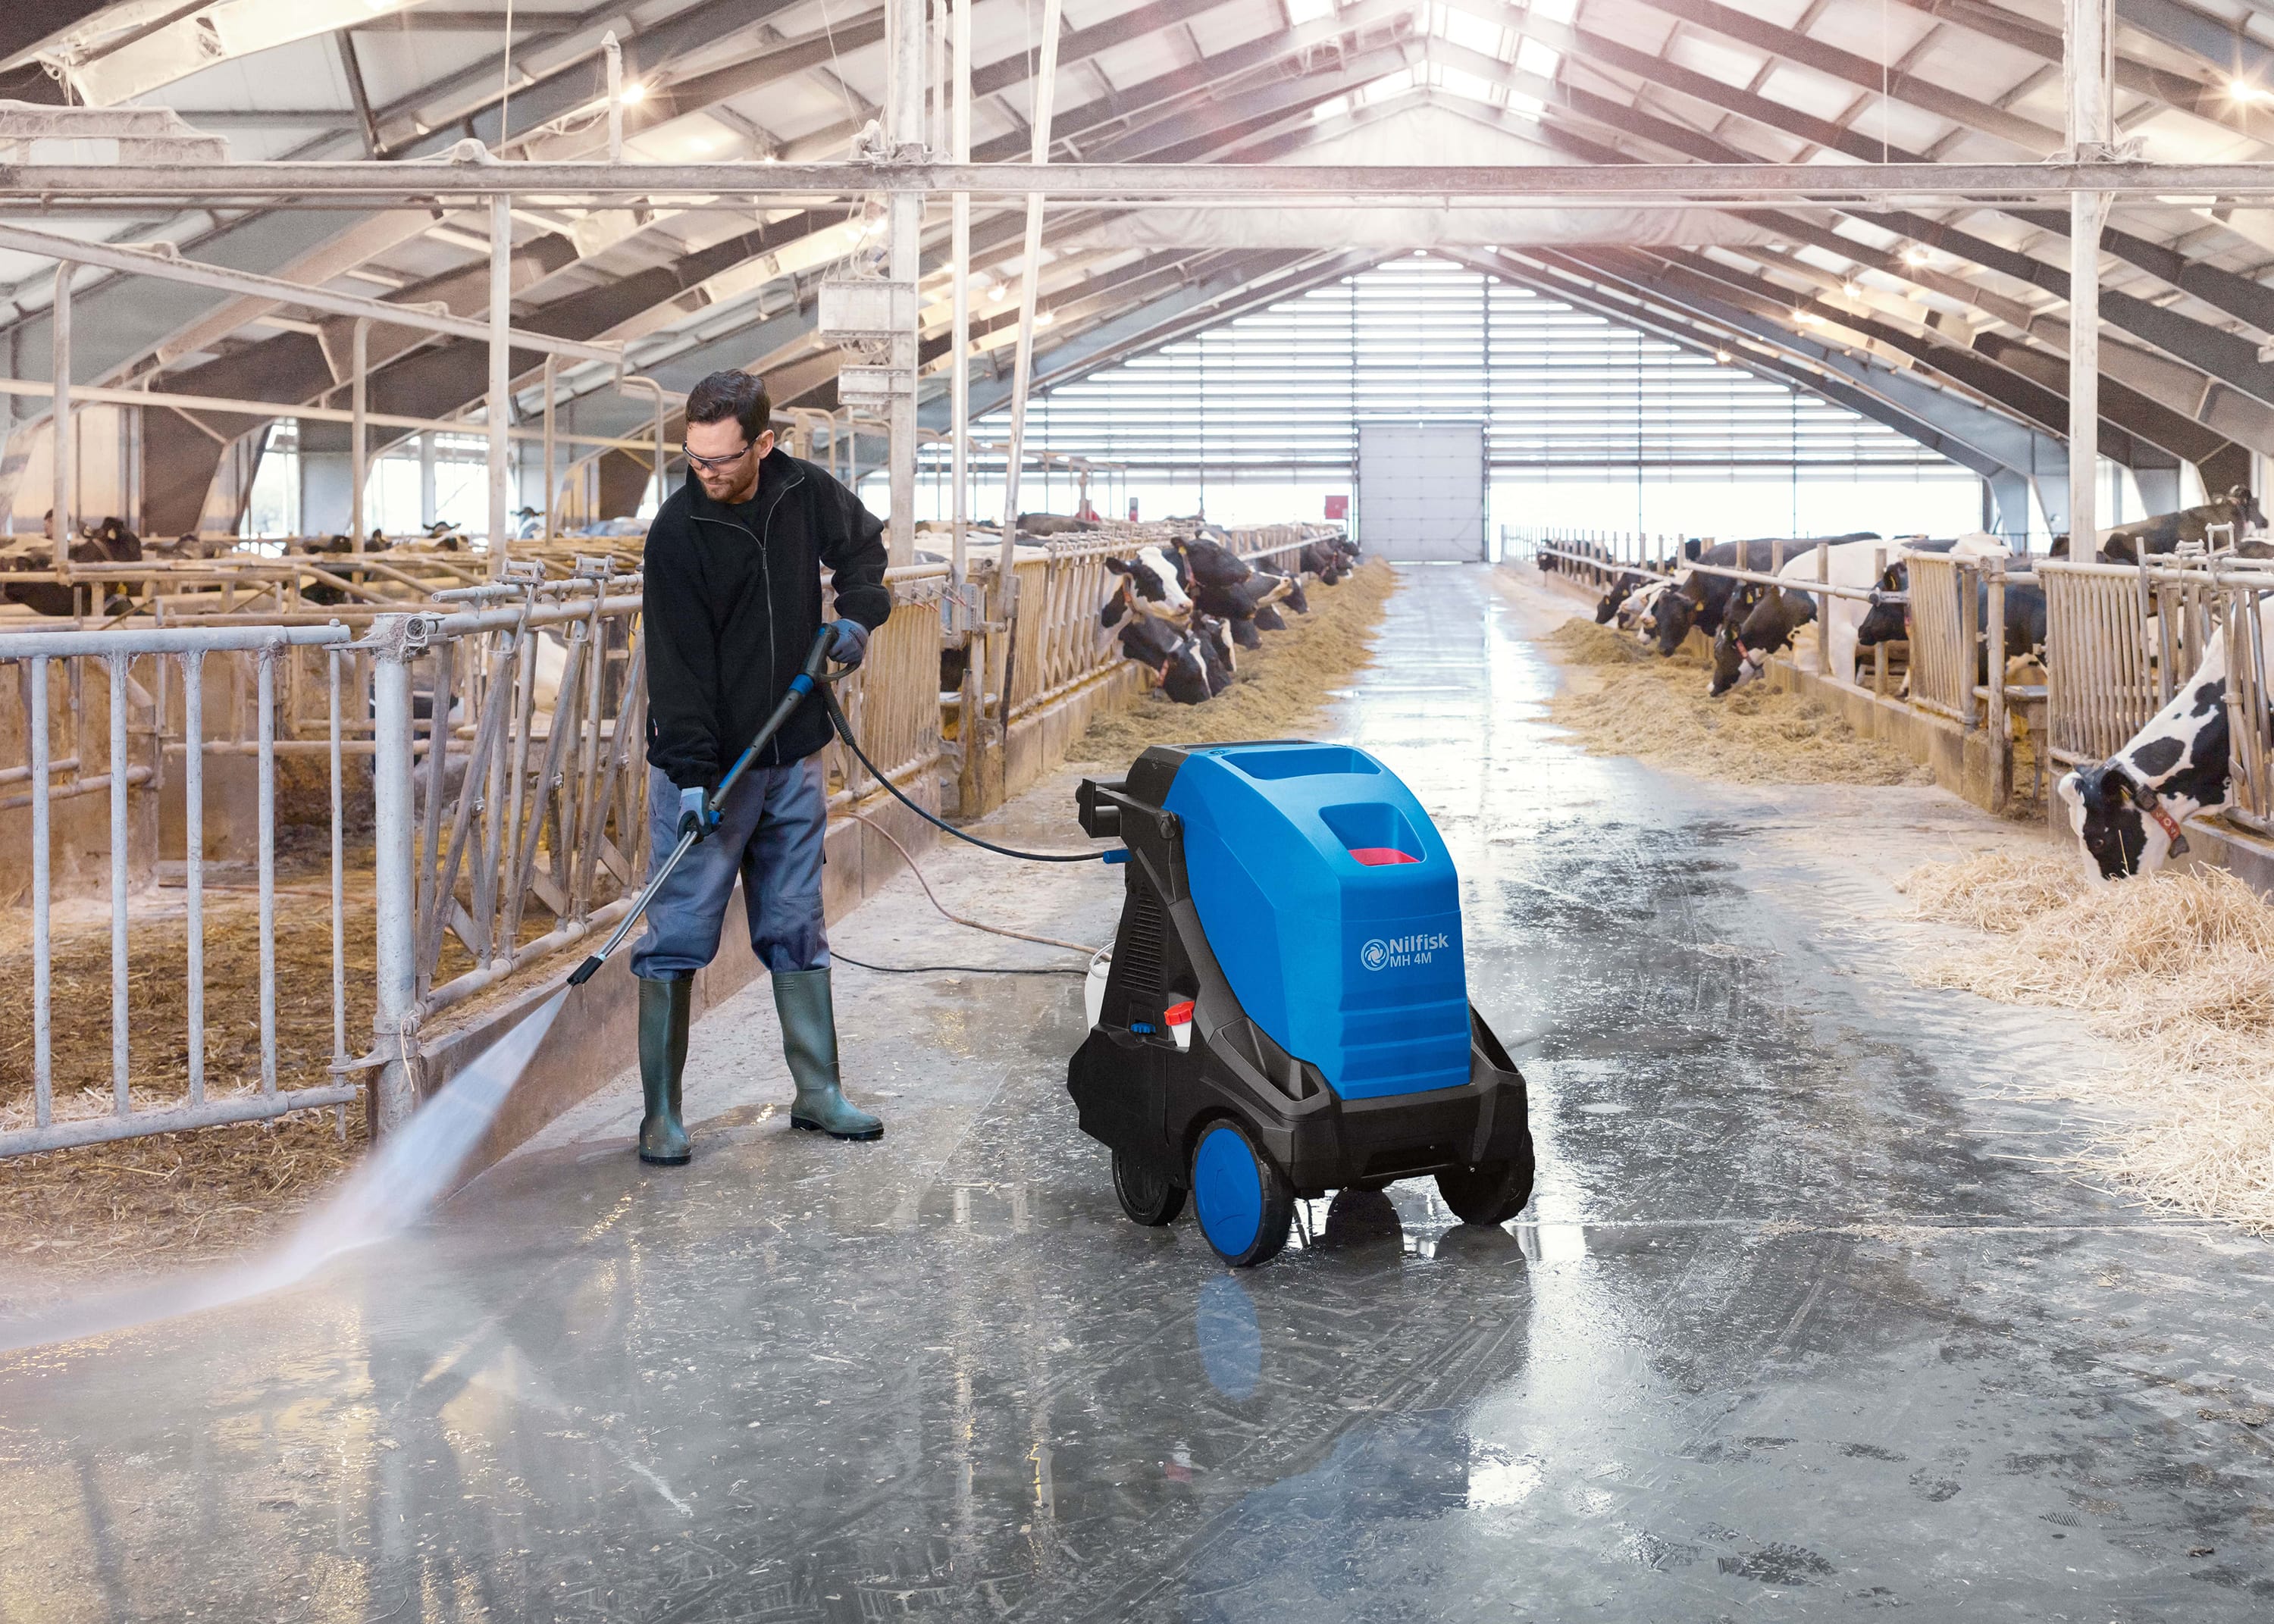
xmin=1070 ymin=741 xmax=1533 ymax=1266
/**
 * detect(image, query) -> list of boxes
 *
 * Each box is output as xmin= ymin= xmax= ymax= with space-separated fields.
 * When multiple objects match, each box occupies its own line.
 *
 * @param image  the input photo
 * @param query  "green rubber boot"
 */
xmin=775 ymin=967 xmax=882 ymax=1141
xmin=637 ymin=975 xmax=693 ymax=1166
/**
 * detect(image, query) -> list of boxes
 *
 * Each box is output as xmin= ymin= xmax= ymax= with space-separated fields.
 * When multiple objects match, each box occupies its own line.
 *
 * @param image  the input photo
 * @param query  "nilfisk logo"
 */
xmin=1361 ymin=931 xmax=1448 ymax=972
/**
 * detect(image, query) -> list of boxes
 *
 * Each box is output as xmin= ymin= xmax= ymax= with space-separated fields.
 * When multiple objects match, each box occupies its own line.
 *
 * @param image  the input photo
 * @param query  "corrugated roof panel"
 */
xmin=1750 ymin=61 xmax=1866 ymax=123
xmin=1802 ymin=0 xmax=1944 ymax=73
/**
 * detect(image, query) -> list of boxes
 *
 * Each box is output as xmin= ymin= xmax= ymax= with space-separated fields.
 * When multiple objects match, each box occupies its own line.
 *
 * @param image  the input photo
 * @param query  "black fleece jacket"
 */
xmin=643 ymin=451 xmax=891 ymax=791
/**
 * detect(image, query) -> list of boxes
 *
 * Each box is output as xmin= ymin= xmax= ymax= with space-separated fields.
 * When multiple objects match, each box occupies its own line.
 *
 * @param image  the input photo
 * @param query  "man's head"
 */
xmin=683 ymin=370 xmax=775 ymax=502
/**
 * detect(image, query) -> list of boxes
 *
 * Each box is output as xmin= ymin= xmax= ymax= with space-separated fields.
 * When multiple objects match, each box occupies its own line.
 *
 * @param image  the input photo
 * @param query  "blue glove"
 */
xmin=826 ymin=618 xmax=871 ymax=668
xmin=678 ymin=784 xmax=719 ymax=842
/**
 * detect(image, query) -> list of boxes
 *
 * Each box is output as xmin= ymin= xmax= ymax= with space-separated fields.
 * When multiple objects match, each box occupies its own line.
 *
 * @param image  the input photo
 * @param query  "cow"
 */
xmin=1651 ymin=537 xmax=1876 ymax=657
xmin=2059 ymin=632 xmax=2236 ymax=879
xmin=1301 ymin=540 xmax=1350 ymax=583
xmin=1016 ymin=512 xmax=1101 ymax=537
xmin=1117 ymin=615 xmax=1214 ymax=705
xmin=1102 ymin=545 xmax=1193 ymax=621
xmin=1593 ymin=569 xmax=1655 ymax=624
xmin=1257 ymin=565 xmax=1308 ymax=615
xmin=0 ymin=518 xmax=145 ymax=615
xmin=2100 ymin=487 xmax=2266 ymax=565
xmin=1194 ymin=613 xmax=1236 ymax=693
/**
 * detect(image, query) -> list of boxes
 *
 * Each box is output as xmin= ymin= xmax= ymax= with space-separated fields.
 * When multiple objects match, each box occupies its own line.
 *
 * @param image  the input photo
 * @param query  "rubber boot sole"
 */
xmin=791 ymin=1115 xmax=884 ymax=1142
xmin=638 ymin=1147 xmax=693 ymax=1166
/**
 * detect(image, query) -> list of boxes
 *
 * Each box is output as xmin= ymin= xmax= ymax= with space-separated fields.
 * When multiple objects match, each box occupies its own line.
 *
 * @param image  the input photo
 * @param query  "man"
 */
xmin=631 ymin=368 xmax=893 ymax=1165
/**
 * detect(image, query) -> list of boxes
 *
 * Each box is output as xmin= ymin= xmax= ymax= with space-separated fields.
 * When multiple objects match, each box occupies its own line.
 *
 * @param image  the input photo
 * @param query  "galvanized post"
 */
xmin=350 ymin=316 xmax=370 ymax=551
xmin=1872 ymin=546 xmax=1888 ymax=698
xmin=1987 ymin=557 xmax=2009 ymax=810
xmin=107 ymin=652 xmax=130 ymax=1114
xmin=2065 ymin=0 xmax=2110 ymax=559
xmin=183 ymin=649 xmax=205 ymax=1106
xmin=488 ymin=192 xmax=512 ymax=579
xmin=1959 ymin=561 xmax=1981 ymax=729
xmin=542 ymin=352 xmax=556 ymax=542
xmin=30 ymin=656 xmax=51 ymax=1130
xmin=369 ymin=614 xmax=422 ymax=1132
xmin=52 ymin=261 xmax=71 ymax=571
xmin=1814 ymin=540 xmax=1828 ymax=677
xmin=949 ymin=0 xmax=971 ymax=597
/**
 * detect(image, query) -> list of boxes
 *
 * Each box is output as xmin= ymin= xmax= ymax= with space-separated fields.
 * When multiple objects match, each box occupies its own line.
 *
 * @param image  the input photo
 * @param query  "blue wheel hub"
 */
xmin=1192 ymin=1123 xmax=1264 ymax=1258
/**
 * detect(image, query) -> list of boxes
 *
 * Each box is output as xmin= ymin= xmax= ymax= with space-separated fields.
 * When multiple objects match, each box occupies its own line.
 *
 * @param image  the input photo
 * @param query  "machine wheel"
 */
xmin=1113 ymin=1151 xmax=1186 ymax=1226
xmin=1436 ymin=1150 xmax=1536 ymax=1226
xmin=1190 ymin=1119 xmax=1295 ymax=1268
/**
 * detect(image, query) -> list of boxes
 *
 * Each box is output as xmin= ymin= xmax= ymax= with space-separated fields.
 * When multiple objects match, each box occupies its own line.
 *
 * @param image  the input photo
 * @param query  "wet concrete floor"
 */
xmin=7 ymin=563 xmax=2274 ymax=1622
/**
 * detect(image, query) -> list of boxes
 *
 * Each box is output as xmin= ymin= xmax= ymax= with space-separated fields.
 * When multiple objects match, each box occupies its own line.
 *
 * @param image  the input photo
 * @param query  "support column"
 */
xmin=419 ymin=433 xmax=437 ymax=528
xmin=950 ymin=0 xmax=972 ymax=593
xmin=2066 ymin=0 xmax=2110 ymax=555
xmin=51 ymin=261 xmax=71 ymax=568
xmin=370 ymin=615 xmax=419 ymax=1133
xmin=350 ymin=317 xmax=369 ymax=550
xmin=885 ymin=0 xmax=926 ymax=566
xmin=998 ymin=0 xmax=1065 ymax=570
xmin=488 ymin=192 xmax=512 ymax=577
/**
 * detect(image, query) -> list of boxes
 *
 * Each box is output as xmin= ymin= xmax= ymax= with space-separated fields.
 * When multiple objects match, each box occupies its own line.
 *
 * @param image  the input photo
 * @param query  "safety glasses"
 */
xmin=682 ymin=440 xmax=754 ymax=471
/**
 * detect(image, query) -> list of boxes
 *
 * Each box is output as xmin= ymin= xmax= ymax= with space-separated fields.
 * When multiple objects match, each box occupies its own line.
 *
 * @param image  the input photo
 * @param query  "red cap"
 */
xmin=1164 ymin=1000 xmax=1195 ymax=1026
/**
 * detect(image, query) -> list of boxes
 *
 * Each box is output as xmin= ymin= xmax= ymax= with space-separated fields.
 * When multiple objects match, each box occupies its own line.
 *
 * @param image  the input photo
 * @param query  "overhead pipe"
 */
xmin=950 ymin=0 xmax=972 ymax=599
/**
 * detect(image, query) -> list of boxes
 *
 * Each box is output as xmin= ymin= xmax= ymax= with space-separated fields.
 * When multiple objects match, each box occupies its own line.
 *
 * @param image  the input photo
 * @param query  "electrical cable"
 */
xmin=845 ymin=805 xmax=1098 ymax=952
xmin=831 ymin=952 xmax=1084 ymax=977
xmin=824 ymin=685 xmax=1105 ymax=862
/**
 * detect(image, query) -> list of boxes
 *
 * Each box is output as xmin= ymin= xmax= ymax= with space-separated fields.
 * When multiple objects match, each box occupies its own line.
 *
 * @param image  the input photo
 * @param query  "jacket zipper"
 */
xmin=689 ymin=465 xmax=807 ymax=772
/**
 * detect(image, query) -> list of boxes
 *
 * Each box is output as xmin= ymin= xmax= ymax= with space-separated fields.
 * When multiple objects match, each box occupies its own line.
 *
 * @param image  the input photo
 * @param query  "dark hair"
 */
xmin=684 ymin=369 xmax=772 ymax=445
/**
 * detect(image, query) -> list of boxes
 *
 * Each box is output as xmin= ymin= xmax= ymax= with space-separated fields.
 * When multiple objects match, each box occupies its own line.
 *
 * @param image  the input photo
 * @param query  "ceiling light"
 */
xmin=1034 ymin=308 xmax=1055 ymax=327
xmin=1794 ymin=308 xmax=1818 ymax=324
xmin=1902 ymin=245 xmax=1931 ymax=267
xmin=2229 ymin=76 xmax=2268 ymax=104
xmin=987 ymin=281 xmax=1009 ymax=302
xmin=1842 ymin=279 xmax=1861 ymax=298
xmin=618 ymin=81 xmax=647 ymax=105
xmin=1715 ymin=348 xmax=1733 ymax=363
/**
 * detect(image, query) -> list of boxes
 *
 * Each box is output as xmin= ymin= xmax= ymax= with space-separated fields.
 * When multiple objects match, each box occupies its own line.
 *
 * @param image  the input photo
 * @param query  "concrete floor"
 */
xmin=7 ymin=563 xmax=2274 ymax=1622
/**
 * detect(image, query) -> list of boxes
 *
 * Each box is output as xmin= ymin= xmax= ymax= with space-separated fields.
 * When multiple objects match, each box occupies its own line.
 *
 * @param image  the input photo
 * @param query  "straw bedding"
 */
xmin=1070 ymin=560 xmax=1395 ymax=761
xmin=0 ymin=847 xmax=378 ymax=1291
xmin=1898 ymin=850 xmax=2274 ymax=1231
xmin=1542 ymin=618 xmax=1930 ymax=787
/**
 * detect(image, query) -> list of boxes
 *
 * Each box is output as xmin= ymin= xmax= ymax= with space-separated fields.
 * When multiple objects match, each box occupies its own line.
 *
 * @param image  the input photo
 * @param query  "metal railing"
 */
xmin=0 ymin=622 xmax=361 ymax=1155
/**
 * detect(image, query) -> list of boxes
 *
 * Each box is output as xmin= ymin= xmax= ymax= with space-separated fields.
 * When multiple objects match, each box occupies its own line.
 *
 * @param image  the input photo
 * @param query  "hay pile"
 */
xmin=1899 ymin=850 xmax=2274 ymax=1231
xmin=1070 ymin=559 xmax=1395 ymax=761
xmin=1542 ymin=618 xmax=1929 ymax=787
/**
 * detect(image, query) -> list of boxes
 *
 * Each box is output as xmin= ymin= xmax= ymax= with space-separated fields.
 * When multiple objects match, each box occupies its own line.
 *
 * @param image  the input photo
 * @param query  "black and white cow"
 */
xmin=2100 ymin=487 xmax=2266 ymax=565
xmin=1593 ymin=569 xmax=1655 ymax=624
xmin=1101 ymin=544 xmax=1195 ymax=624
xmin=1709 ymin=538 xmax=1918 ymax=693
xmin=1117 ymin=616 xmax=1214 ymax=705
xmin=0 ymin=518 xmax=145 ymax=616
xmin=2058 ymin=631 xmax=2238 ymax=878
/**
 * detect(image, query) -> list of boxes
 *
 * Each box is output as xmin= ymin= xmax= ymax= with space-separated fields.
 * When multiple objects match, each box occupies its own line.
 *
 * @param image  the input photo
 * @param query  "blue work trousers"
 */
xmin=628 ymin=753 xmax=830 ymax=980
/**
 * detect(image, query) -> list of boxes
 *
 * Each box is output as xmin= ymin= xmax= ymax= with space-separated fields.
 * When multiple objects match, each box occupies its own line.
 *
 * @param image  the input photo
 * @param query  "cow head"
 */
xmin=1106 ymin=546 xmax=1192 ymax=618
xmin=1593 ymin=571 xmax=1639 ymax=624
xmin=1652 ymin=580 xmax=1702 ymax=656
xmin=2226 ymin=485 xmax=2269 ymax=532
xmin=1856 ymin=563 xmax=1909 ymax=648
xmin=2059 ymin=765 xmax=2163 ymax=879
xmin=1194 ymin=614 xmax=1236 ymax=693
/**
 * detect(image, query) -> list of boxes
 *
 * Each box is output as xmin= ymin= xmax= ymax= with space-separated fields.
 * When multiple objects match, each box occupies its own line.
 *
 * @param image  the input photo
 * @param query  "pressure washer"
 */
xmin=1070 ymin=743 xmax=1533 ymax=1267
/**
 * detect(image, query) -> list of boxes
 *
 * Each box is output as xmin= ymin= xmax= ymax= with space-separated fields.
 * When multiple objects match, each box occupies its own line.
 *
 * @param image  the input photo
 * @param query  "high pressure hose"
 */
xmin=822 ymin=685 xmax=1107 ymax=865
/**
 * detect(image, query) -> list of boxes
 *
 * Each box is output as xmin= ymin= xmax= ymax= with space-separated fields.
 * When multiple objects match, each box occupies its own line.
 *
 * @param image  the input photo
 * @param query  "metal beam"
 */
xmin=14 ymin=158 xmax=2274 ymax=205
